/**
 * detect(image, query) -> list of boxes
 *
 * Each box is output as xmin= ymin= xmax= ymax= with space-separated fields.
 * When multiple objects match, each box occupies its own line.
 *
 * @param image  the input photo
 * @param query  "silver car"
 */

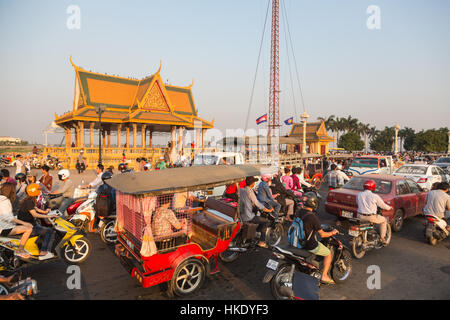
xmin=393 ymin=164 xmax=449 ymax=191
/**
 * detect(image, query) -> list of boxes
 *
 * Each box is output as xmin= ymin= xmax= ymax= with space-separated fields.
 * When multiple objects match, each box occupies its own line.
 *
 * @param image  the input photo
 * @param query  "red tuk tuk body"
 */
xmin=106 ymin=165 xmax=262 ymax=296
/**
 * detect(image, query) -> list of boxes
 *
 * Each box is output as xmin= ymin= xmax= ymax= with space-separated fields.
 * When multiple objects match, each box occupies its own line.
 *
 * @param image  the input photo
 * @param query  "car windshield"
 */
xmin=436 ymin=158 xmax=450 ymax=163
xmin=193 ymin=155 xmax=218 ymax=166
xmin=342 ymin=177 xmax=392 ymax=194
xmin=350 ymin=158 xmax=378 ymax=168
xmin=395 ymin=166 xmax=427 ymax=175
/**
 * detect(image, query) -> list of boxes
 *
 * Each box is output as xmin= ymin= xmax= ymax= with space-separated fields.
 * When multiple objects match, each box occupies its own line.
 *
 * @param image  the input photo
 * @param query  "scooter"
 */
xmin=69 ymin=190 xmax=98 ymax=233
xmin=424 ymin=213 xmax=449 ymax=246
xmin=348 ymin=209 xmax=392 ymax=259
xmin=0 ymin=211 xmax=91 ymax=271
xmin=0 ymin=273 xmax=38 ymax=299
xmin=219 ymin=209 xmax=284 ymax=263
xmin=76 ymin=160 xmax=86 ymax=174
xmin=263 ymin=225 xmax=351 ymax=300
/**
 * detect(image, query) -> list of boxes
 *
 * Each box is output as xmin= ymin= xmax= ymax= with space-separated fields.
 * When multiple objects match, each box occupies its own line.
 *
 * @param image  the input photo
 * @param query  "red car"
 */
xmin=325 ymin=174 xmax=427 ymax=232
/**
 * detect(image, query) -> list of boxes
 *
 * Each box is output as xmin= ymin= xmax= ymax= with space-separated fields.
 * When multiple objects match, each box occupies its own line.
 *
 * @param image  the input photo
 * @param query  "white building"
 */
xmin=0 ymin=136 xmax=22 ymax=144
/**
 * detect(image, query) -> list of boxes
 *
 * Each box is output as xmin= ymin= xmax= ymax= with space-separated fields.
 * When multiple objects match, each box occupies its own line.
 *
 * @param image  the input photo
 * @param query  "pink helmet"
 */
xmin=261 ymin=174 xmax=272 ymax=182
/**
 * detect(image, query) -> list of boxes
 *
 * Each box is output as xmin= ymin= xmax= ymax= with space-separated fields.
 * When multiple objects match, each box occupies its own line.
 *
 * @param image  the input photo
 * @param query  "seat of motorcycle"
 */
xmin=278 ymin=244 xmax=312 ymax=258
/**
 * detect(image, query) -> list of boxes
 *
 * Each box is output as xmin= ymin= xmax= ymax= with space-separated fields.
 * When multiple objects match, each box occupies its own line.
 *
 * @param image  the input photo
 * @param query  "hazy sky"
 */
xmin=1 ymin=0 xmax=449 ymax=144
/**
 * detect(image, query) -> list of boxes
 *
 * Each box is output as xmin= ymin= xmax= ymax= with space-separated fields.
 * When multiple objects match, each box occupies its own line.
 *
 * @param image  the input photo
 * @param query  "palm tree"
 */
xmin=358 ymin=123 xmax=371 ymax=153
xmin=367 ymin=126 xmax=378 ymax=151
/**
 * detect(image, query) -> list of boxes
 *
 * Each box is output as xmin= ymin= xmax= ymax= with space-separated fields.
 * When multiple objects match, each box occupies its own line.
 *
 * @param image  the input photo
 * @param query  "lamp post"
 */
xmin=394 ymin=123 xmax=400 ymax=154
xmin=94 ymin=105 xmax=107 ymax=165
xmin=301 ymin=112 xmax=309 ymax=154
xmin=448 ymin=130 xmax=450 ymax=154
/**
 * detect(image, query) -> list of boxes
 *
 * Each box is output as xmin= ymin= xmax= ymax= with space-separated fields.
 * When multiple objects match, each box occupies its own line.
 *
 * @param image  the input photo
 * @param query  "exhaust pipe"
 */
xmin=227 ymin=247 xmax=247 ymax=252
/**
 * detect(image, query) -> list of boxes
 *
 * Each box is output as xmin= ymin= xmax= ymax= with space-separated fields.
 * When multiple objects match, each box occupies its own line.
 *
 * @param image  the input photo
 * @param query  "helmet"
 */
xmin=363 ymin=180 xmax=376 ymax=192
xmin=303 ymin=192 xmax=319 ymax=210
xmin=118 ymin=163 xmax=128 ymax=172
xmin=261 ymin=173 xmax=272 ymax=182
xmin=144 ymin=163 xmax=152 ymax=170
xmin=15 ymin=172 xmax=27 ymax=183
xmin=101 ymin=171 xmax=113 ymax=182
xmin=57 ymin=169 xmax=70 ymax=180
xmin=26 ymin=183 xmax=40 ymax=197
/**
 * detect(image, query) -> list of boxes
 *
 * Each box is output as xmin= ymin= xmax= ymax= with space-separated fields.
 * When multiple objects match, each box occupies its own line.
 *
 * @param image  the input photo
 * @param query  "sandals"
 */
xmin=320 ymin=278 xmax=336 ymax=285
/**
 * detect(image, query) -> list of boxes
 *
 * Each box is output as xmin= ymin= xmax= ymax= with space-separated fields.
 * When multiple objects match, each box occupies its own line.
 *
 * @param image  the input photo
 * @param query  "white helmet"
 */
xmin=57 ymin=169 xmax=70 ymax=180
xmin=144 ymin=163 xmax=152 ymax=170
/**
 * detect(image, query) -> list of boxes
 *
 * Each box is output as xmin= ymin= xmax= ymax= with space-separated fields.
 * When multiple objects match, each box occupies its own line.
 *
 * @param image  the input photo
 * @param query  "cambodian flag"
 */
xmin=284 ymin=117 xmax=294 ymax=125
xmin=256 ymin=114 xmax=268 ymax=125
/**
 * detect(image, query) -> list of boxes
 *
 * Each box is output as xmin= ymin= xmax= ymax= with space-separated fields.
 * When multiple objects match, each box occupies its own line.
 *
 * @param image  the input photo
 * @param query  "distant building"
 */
xmin=288 ymin=121 xmax=334 ymax=155
xmin=0 ymin=136 xmax=22 ymax=144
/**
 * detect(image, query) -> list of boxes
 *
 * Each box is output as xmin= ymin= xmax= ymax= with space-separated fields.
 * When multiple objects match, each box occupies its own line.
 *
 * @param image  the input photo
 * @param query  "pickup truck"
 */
xmin=346 ymin=155 xmax=394 ymax=177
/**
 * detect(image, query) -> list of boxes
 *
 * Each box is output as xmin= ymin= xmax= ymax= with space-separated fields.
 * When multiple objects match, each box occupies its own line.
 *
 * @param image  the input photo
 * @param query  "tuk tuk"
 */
xmin=106 ymin=164 xmax=265 ymax=297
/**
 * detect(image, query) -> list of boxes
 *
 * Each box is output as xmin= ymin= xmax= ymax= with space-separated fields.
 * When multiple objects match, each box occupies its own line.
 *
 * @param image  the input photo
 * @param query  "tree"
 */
xmin=357 ymin=123 xmax=371 ymax=153
xmin=370 ymin=127 xmax=395 ymax=152
xmin=338 ymin=132 xmax=364 ymax=151
xmin=413 ymin=128 xmax=448 ymax=152
xmin=401 ymin=127 xmax=416 ymax=151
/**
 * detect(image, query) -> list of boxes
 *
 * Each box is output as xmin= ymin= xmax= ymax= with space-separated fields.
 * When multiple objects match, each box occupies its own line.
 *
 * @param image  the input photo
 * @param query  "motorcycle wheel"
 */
xmin=332 ymin=248 xmax=352 ymax=283
xmin=219 ymin=238 xmax=240 ymax=263
xmin=62 ymin=237 xmax=91 ymax=264
xmin=169 ymin=258 xmax=206 ymax=297
xmin=270 ymin=264 xmax=292 ymax=300
xmin=100 ymin=220 xmax=117 ymax=245
xmin=0 ymin=284 xmax=9 ymax=295
xmin=351 ymin=235 xmax=366 ymax=259
xmin=265 ymin=224 xmax=284 ymax=246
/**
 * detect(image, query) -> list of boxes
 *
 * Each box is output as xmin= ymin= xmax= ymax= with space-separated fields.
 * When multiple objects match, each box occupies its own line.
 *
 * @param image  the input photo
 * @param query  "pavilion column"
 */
xmin=126 ymin=125 xmax=130 ymax=148
xmin=117 ymin=124 xmax=122 ymax=149
xmin=74 ymin=125 xmax=79 ymax=148
xmin=141 ymin=124 xmax=146 ymax=149
xmin=107 ymin=127 xmax=111 ymax=149
xmin=65 ymin=128 xmax=71 ymax=150
xmin=201 ymin=128 xmax=205 ymax=150
xmin=148 ymin=128 xmax=153 ymax=148
xmin=178 ymin=126 xmax=184 ymax=152
xmin=133 ymin=123 xmax=137 ymax=149
xmin=79 ymin=122 xmax=84 ymax=148
xmin=195 ymin=129 xmax=201 ymax=152
xmin=170 ymin=126 xmax=176 ymax=149
xmin=101 ymin=126 xmax=106 ymax=150
xmin=90 ymin=122 xmax=94 ymax=148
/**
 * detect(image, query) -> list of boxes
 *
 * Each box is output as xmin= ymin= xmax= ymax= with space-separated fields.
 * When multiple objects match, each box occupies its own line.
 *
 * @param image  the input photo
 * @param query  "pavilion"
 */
xmin=287 ymin=121 xmax=334 ymax=155
xmin=45 ymin=57 xmax=214 ymax=169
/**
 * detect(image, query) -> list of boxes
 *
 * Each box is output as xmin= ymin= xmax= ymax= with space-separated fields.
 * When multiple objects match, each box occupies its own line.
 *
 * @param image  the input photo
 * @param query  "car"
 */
xmin=325 ymin=174 xmax=427 ymax=232
xmin=346 ymin=155 xmax=394 ymax=177
xmin=393 ymin=164 xmax=449 ymax=191
xmin=433 ymin=157 xmax=450 ymax=173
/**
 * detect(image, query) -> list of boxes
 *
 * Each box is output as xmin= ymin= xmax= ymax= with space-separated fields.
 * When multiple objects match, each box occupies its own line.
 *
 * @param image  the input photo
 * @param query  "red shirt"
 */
xmin=225 ymin=180 xmax=246 ymax=194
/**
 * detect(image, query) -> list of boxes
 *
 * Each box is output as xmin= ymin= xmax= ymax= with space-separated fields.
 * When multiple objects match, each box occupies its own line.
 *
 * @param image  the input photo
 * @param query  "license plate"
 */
xmin=348 ymin=229 xmax=359 ymax=237
xmin=341 ymin=210 xmax=354 ymax=219
xmin=266 ymin=259 xmax=279 ymax=271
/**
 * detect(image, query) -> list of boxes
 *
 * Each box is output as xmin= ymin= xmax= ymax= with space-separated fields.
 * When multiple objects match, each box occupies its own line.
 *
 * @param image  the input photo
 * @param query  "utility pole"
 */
xmin=95 ymin=105 xmax=107 ymax=165
xmin=268 ymin=0 xmax=280 ymax=138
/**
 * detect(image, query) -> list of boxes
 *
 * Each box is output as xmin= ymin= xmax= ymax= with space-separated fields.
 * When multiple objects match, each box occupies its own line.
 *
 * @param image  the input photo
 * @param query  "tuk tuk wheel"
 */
xmin=170 ymin=258 xmax=206 ymax=297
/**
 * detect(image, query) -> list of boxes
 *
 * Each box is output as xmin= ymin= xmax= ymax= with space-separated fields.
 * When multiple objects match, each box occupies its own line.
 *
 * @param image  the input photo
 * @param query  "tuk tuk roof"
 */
xmin=106 ymin=164 xmax=267 ymax=196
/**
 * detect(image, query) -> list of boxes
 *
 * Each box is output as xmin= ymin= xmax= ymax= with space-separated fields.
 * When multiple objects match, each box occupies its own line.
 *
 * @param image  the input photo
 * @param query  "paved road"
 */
xmin=5 ymin=168 xmax=450 ymax=300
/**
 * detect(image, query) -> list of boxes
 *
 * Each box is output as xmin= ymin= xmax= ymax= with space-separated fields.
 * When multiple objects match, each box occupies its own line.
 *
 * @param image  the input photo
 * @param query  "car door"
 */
xmin=436 ymin=167 xmax=448 ymax=183
xmin=405 ymin=179 xmax=426 ymax=215
xmin=431 ymin=167 xmax=442 ymax=185
xmin=395 ymin=180 xmax=415 ymax=217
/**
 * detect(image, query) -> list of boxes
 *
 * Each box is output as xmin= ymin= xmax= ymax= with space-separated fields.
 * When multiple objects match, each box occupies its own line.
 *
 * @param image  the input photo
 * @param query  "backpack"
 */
xmin=287 ymin=213 xmax=313 ymax=249
xmin=95 ymin=185 xmax=114 ymax=217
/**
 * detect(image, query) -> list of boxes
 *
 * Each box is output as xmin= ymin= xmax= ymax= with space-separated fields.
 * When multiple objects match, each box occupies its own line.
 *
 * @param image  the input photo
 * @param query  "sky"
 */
xmin=0 ymin=0 xmax=449 ymax=144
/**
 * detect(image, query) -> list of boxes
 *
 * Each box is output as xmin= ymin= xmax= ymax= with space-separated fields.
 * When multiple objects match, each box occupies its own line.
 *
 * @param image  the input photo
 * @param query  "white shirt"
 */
xmin=0 ymin=196 xmax=16 ymax=232
xmin=89 ymin=172 xmax=103 ymax=189
xmin=336 ymin=170 xmax=350 ymax=186
xmin=296 ymin=174 xmax=312 ymax=188
xmin=423 ymin=190 xmax=450 ymax=218
xmin=356 ymin=190 xmax=392 ymax=215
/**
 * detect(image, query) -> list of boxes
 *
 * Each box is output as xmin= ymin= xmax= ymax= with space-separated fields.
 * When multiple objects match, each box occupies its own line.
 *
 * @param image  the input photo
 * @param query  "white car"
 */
xmin=393 ymin=164 xmax=449 ymax=191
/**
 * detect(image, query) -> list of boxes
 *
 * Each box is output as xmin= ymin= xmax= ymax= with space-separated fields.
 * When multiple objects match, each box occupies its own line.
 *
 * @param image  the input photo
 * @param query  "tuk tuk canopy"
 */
xmin=106 ymin=164 xmax=269 ymax=196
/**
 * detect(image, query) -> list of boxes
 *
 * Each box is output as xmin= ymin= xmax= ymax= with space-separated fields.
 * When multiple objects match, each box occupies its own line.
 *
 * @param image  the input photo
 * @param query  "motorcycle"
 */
xmin=69 ymin=190 xmax=98 ymax=233
xmin=424 ymin=213 xmax=449 ymax=246
xmin=36 ymin=191 xmax=85 ymax=226
xmin=0 ymin=211 xmax=91 ymax=271
xmin=219 ymin=210 xmax=285 ymax=263
xmin=0 ymin=272 xmax=38 ymax=299
xmin=76 ymin=160 xmax=86 ymax=174
xmin=348 ymin=209 xmax=392 ymax=259
xmin=263 ymin=225 xmax=352 ymax=300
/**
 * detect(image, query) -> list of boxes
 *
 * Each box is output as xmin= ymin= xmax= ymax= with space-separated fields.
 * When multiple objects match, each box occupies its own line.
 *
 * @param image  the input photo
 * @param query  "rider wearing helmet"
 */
xmin=92 ymin=171 xmax=116 ymax=229
xmin=294 ymin=192 xmax=339 ymax=285
xmin=257 ymin=173 xmax=281 ymax=219
xmin=356 ymin=179 xmax=392 ymax=245
xmin=143 ymin=163 xmax=152 ymax=171
xmin=17 ymin=183 xmax=55 ymax=260
xmin=118 ymin=163 xmax=132 ymax=173
xmin=50 ymin=169 xmax=74 ymax=218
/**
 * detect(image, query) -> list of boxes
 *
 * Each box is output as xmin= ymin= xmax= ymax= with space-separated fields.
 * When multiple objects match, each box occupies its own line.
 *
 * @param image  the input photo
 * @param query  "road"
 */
xmin=4 ymin=168 xmax=450 ymax=300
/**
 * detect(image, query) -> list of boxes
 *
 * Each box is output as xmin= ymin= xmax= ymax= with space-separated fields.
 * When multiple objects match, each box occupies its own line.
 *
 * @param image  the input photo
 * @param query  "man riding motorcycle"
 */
xmin=17 ymin=184 xmax=55 ymax=260
xmin=294 ymin=192 xmax=339 ymax=285
xmin=356 ymin=180 xmax=392 ymax=245
xmin=50 ymin=169 xmax=74 ymax=218
xmin=257 ymin=174 xmax=281 ymax=219
xmin=423 ymin=182 xmax=450 ymax=232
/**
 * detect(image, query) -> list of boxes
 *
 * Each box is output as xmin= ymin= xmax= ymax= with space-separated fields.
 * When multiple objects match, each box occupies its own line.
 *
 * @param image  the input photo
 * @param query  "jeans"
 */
xmin=59 ymin=197 xmax=74 ymax=218
xmin=32 ymin=224 xmax=55 ymax=252
xmin=263 ymin=200 xmax=281 ymax=218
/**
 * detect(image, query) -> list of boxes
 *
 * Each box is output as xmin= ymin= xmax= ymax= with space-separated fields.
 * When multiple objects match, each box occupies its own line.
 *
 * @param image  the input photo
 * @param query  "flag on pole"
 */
xmin=284 ymin=117 xmax=294 ymax=125
xmin=256 ymin=114 xmax=268 ymax=125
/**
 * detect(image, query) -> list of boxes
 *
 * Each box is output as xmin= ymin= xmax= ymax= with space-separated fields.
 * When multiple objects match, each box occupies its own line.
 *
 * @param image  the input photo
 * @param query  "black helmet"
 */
xmin=15 ymin=172 xmax=27 ymax=183
xmin=303 ymin=192 xmax=319 ymax=210
xmin=118 ymin=163 xmax=128 ymax=172
xmin=101 ymin=171 xmax=113 ymax=182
